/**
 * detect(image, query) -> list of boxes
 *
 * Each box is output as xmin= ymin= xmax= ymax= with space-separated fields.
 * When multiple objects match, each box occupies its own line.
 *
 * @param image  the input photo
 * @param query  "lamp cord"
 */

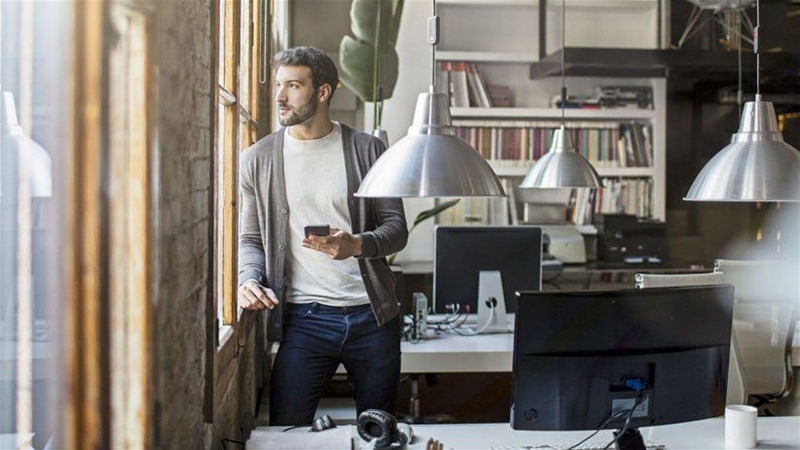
xmin=431 ymin=0 xmax=437 ymax=89
xmin=560 ymin=0 xmax=566 ymax=125
xmin=737 ymin=0 xmax=742 ymax=118
xmin=755 ymin=0 xmax=760 ymax=97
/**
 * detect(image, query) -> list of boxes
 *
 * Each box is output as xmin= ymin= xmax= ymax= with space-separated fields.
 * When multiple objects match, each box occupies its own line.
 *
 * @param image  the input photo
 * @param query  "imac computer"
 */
xmin=433 ymin=226 xmax=543 ymax=330
xmin=510 ymin=285 xmax=735 ymax=447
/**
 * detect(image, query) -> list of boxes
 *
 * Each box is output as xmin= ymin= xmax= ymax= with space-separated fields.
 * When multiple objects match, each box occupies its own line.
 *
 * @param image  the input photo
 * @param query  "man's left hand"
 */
xmin=302 ymin=227 xmax=362 ymax=260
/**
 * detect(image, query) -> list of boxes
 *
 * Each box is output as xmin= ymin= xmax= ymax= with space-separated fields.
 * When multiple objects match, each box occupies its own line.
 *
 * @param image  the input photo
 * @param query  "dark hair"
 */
xmin=274 ymin=46 xmax=338 ymax=103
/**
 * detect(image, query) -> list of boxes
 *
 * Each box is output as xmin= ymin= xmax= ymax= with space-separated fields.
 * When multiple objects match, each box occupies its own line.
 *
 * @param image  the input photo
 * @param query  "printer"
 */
xmin=596 ymin=214 xmax=667 ymax=263
xmin=540 ymin=225 xmax=587 ymax=264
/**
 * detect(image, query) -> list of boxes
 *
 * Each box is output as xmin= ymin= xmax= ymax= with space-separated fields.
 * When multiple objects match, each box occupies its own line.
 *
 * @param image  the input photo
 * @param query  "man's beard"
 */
xmin=279 ymin=94 xmax=318 ymax=126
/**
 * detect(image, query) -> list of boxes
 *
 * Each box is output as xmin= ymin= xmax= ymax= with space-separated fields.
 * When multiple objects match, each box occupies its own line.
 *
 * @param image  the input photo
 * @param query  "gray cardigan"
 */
xmin=238 ymin=124 xmax=408 ymax=341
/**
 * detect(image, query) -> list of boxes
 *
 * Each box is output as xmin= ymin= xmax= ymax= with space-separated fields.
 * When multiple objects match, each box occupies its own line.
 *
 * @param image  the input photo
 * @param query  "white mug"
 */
xmin=725 ymin=404 xmax=758 ymax=449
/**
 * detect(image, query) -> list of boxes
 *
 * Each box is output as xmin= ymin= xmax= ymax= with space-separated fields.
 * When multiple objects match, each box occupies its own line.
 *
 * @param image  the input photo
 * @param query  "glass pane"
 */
xmin=215 ymin=102 xmax=227 ymax=322
xmin=239 ymin=0 xmax=250 ymax=109
xmin=1 ymin=1 xmax=71 ymax=447
xmin=217 ymin=0 xmax=225 ymax=85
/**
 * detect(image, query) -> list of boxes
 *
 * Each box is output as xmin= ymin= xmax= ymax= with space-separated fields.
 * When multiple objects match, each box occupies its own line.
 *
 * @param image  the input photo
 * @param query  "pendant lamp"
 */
xmin=684 ymin=0 xmax=800 ymax=202
xmin=355 ymin=0 xmax=505 ymax=198
xmin=1 ymin=91 xmax=52 ymax=198
xmin=519 ymin=0 xmax=602 ymax=190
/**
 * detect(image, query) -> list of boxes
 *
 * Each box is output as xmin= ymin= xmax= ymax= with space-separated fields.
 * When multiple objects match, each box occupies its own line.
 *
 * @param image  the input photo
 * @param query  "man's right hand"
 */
xmin=238 ymin=280 xmax=280 ymax=310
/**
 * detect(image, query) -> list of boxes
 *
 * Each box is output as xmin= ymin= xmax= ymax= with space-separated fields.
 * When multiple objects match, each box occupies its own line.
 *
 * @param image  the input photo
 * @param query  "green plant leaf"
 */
xmin=339 ymin=0 xmax=403 ymax=103
xmin=339 ymin=36 xmax=398 ymax=102
xmin=412 ymin=199 xmax=461 ymax=228
xmin=350 ymin=0 xmax=403 ymax=46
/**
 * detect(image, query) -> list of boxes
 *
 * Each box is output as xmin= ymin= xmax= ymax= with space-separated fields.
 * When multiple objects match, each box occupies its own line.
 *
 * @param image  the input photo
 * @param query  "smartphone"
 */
xmin=304 ymin=224 xmax=330 ymax=237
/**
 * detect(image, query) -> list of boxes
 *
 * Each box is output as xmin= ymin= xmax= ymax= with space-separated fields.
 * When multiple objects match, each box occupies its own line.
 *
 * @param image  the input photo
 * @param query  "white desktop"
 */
xmin=249 ymin=416 xmax=800 ymax=449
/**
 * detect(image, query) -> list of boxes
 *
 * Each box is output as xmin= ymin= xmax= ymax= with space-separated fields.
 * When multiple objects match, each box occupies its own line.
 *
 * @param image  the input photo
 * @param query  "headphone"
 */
xmin=357 ymin=409 xmax=413 ymax=449
xmin=310 ymin=414 xmax=337 ymax=432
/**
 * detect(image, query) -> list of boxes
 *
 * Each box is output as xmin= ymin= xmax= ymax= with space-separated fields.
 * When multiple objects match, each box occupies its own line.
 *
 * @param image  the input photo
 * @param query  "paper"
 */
xmin=247 ymin=427 xmax=353 ymax=449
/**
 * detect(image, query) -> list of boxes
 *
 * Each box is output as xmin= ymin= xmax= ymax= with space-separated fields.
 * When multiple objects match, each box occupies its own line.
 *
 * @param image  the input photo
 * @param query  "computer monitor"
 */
xmin=511 ymin=285 xmax=734 ymax=434
xmin=433 ymin=226 xmax=542 ymax=314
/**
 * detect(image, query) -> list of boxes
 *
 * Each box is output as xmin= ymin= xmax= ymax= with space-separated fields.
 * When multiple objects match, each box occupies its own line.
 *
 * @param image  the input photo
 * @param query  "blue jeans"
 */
xmin=269 ymin=302 xmax=401 ymax=426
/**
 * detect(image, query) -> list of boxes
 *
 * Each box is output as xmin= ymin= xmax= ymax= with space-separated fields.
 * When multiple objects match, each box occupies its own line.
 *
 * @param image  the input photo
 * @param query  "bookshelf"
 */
xmin=434 ymin=0 xmax=666 ymax=223
xmin=385 ymin=0 xmax=667 ymax=263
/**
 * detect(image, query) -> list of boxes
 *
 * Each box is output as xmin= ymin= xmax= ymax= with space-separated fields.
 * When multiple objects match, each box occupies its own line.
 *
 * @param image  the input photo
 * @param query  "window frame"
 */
xmin=213 ymin=0 xmax=267 ymax=336
xmin=106 ymin=3 xmax=156 ymax=448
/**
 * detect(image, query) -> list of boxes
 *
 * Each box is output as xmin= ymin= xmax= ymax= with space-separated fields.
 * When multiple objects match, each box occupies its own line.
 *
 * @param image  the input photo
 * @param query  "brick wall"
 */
xmin=149 ymin=1 xmax=262 ymax=448
xmin=151 ymin=0 xmax=213 ymax=448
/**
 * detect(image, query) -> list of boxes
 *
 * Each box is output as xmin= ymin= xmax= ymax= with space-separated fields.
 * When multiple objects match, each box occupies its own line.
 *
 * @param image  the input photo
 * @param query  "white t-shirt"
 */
xmin=282 ymin=122 xmax=370 ymax=306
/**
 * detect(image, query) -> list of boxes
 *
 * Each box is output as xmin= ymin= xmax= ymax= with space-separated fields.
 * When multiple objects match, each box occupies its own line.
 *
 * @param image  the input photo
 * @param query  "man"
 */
xmin=237 ymin=46 xmax=408 ymax=426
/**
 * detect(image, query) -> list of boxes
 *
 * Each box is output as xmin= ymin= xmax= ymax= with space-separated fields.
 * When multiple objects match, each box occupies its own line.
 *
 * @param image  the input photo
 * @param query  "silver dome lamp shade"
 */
xmin=1 ymin=91 xmax=52 ymax=199
xmin=684 ymin=0 xmax=800 ymax=202
xmin=684 ymin=96 xmax=800 ymax=201
xmin=519 ymin=0 xmax=602 ymax=190
xmin=520 ymin=125 xmax=602 ymax=188
xmin=356 ymin=88 xmax=505 ymax=197
xmin=355 ymin=2 xmax=505 ymax=198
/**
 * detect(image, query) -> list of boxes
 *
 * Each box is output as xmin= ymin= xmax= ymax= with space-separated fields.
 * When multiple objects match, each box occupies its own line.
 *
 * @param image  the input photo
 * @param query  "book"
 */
xmin=487 ymin=84 xmax=512 ymax=107
xmin=449 ymin=61 xmax=470 ymax=108
xmin=464 ymin=63 xmax=483 ymax=107
xmin=438 ymin=61 xmax=454 ymax=106
xmin=467 ymin=63 xmax=492 ymax=107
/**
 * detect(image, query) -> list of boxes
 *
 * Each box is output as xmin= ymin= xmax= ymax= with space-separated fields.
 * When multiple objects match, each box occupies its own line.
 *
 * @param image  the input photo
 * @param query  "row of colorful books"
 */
xmin=452 ymin=121 xmax=653 ymax=167
xmin=436 ymin=177 xmax=653 ymax=226
xmin=569 ymin=178 xmax=653 ymax=224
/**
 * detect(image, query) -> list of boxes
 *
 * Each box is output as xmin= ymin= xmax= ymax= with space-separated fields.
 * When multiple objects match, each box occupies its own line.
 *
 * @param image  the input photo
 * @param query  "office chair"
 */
xmin=633 ymin=271 xmax=724 ymax=289
xmin=632 ymin=270 xmax=744 ymax=407
xmin=714 ymin=259 xmax=799 ymax=410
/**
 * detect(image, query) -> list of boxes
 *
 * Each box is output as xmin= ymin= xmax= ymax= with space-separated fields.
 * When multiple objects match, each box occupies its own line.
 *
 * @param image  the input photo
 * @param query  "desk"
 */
xmin=249 ymin=416 xmax=800 ymax=449
xmin=269 ymin=324 xmax=800 ymax=374
xmin=403 ymin=322 xmax=800 ymax=373
xmin=401 ymin=332 xmax=511 ymax=373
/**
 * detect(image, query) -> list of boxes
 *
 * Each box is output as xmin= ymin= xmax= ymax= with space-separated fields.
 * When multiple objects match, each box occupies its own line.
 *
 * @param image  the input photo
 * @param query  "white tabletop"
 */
xmin=402 ymin=332 xmax=513 ymax=373
xmin=402 ymin=322 xmax=800 ymax=374
xmin=250 ymin=416 xmax=800 ymax=450
xmin=406 ymin=417 xmax=800 ymax=449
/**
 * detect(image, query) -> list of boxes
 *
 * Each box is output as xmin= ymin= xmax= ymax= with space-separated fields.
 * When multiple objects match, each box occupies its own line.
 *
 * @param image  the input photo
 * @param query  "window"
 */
xmin=214 ymin=0 xmax=266 ymax=330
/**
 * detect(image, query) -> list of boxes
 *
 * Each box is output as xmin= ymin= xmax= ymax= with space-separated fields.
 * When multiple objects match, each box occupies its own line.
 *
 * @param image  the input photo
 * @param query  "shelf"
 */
xmin=529 ymin=47 xmax=800 ymax=80
xmin=451 ymin=107 xmax=656 ymax=120
xmin=597 ymin=167 xmax=656 ymax=177
xmin=436 ymin=51 xmax=537 ymax=63
xmin=438 ymin=0 xmax=656 ymax=7
xmin=437 ymin=0 xmax=534 ymax=5
xmin=487 ymin=161 xmax=656 ymax=178
xmin=530 ymin=47 xmax=666 ymax=79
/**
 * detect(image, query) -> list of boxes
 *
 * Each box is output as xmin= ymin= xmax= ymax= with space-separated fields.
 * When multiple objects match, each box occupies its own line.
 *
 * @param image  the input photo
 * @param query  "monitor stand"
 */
xmin=475 ymin=271 xmax=511 ymax=334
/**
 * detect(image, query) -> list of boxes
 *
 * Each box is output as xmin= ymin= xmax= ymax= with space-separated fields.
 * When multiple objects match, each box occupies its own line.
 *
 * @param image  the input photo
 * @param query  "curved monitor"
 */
xmin=433 ymin=226 xmax=542 ymax=314
xmin=511 ymin=285 xmax=735 ymax=431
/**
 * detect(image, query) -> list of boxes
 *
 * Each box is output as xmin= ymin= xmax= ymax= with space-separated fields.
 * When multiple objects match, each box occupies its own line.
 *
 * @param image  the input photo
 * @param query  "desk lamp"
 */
xmin=684 ymin=0 xmax=800 ymax=202
xmin=519 ymin=0 xmax=602 ymax=189
xmin=355 ymin=0 xmax=505 ymax=198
